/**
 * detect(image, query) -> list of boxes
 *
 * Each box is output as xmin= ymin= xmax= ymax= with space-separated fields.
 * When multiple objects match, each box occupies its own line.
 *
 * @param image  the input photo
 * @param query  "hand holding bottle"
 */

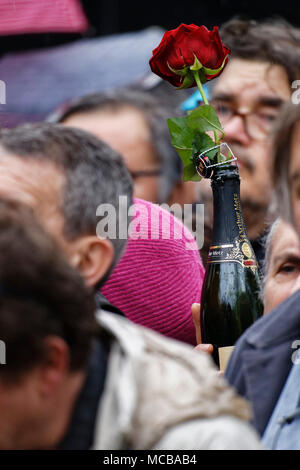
xmin=191 ymin=303 xmax=213 ymax=354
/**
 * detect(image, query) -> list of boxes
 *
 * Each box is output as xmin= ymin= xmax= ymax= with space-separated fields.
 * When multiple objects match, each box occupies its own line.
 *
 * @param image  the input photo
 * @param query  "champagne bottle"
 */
xmin=200 ymin=163 xmax=263 ymax=369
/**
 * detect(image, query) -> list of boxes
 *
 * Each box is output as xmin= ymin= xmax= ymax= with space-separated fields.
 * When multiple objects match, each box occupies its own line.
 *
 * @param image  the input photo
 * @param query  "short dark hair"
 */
xmin=54 ymin=89 xmax=183 ymax=203
xmin=0 ymin=123 xmax=133 ymax=268
xmin=220 ymin=17 xmax=300 ymax=84
xmin=0 ymin=199 xmax=96 ymax=383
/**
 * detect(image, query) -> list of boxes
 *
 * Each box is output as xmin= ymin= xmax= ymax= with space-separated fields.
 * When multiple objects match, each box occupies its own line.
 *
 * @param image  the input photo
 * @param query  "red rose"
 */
xmin=149 ymin=24 xmax=230 ymax=88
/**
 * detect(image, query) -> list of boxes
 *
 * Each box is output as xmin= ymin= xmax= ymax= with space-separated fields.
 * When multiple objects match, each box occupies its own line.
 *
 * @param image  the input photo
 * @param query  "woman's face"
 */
xmin=264 ymin=220 xmax=300 ymax=315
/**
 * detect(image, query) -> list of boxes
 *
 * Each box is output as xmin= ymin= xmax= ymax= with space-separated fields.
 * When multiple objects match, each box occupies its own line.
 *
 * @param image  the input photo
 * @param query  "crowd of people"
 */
xmin=0 ymin=13 xmax=300 ymax=450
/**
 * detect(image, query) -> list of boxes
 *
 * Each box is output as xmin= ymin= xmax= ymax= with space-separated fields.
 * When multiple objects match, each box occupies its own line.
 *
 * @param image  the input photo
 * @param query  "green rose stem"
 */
xmin=193 ymin=69 xmax=221 ymax=163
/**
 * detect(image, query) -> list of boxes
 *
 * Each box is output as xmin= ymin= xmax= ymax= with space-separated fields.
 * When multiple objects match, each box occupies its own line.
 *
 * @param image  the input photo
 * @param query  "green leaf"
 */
xmin=219 ymin=152 xmax=227 ymax=162
xmin=190 ymin=55 xmax=203 ymax=71
xmin=167 ymin=116 xmax=190 ymax=142
xmin=167 ymin=112 xmax=225 ymax=181
xmin=176 ymin=147 xmax=194 ymax=162
xmin=177 ymin=71 xmax=195 ymax=89
xmin=192 ymin=133 xmax=218 ymax=169
xmin=202 ymin=56 xmax=228 ymax=76
xmin=183 ymin=163 xmax=202 ymax=182
xmin=196 ymin=68 xmax=208 ymax=84
xmin=167 ymin=63 xmax=189 ymax=77
xmin=167 ymin=117 xmax=194 ymax=164
xmin=192 ymin=132 xmax=215 ymax=155
xmin=187 ymin=104 xmax=224 ymax=135
xmin=226 ymin=147 xmax=234 ymax=161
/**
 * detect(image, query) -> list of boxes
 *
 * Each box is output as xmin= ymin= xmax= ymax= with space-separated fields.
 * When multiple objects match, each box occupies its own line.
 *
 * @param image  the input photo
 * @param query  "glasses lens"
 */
xmin=246 ymin=113 xmax=275 ymax=141
xmin=211 ymin=100 xmax=233 ymax=126
xmin=212 ymin=98 xmax=279 ymax=141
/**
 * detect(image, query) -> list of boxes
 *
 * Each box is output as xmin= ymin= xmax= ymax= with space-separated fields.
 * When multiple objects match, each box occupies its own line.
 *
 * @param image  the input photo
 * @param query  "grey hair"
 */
xmin=0 ymin=123 xmax=133 ymax=278
xmin=262 ymin=102 xmax=300 ymax=301
xmin=260 ymin=218 xmax=282 ymax=302
xmin=53 ymin=88 xmax=183 ymax=203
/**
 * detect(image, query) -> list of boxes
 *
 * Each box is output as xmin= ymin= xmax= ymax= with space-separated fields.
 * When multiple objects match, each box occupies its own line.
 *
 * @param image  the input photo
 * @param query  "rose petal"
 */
xmin=149 ymin=23 xmax=230 ymax=88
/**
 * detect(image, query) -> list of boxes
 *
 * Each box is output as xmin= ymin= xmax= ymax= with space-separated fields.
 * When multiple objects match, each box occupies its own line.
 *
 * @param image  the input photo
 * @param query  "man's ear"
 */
xmin=38 ymin=336 xmax=70 ymax=398
xmin=167 ymin=180 xmax=197 ymax=206
xmin=70 ymin=236 xmax=114 ymax=288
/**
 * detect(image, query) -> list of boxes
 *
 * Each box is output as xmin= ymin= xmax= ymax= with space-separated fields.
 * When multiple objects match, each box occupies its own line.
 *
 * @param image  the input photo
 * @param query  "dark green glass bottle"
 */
xmin=200 ymin=164 xmax=263 ymax=369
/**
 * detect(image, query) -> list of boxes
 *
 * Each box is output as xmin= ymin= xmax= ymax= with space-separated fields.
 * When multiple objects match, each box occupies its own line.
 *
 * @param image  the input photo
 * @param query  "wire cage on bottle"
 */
xmin=195 ymin=142 xmax=237 ymax=178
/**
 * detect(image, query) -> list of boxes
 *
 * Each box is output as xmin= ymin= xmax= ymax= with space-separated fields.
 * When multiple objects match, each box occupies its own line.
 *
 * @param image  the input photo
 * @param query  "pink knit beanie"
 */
xmin=101 ymin=198 xmax=205 ymax=345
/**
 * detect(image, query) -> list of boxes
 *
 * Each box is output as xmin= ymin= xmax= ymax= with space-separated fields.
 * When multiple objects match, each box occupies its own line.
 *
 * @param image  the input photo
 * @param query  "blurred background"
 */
xmin=0 ymin=0 xmax=299 ymax=126
xmin=73 ymin=0 xmax=300 ymax=37
xmin=2 ymin=0 xmax=300 ymax=51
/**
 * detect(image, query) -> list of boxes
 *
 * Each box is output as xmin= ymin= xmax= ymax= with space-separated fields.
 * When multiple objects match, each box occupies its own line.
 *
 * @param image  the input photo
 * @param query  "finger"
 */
xmin=191 ymin=302 xmax=202 ymax=344
xmin=194 ymin=343 xmax=213 ymax=354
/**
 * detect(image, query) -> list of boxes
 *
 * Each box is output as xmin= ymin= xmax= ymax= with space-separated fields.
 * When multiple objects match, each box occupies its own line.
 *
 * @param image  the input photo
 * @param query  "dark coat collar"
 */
xmin=226 ymin=288 xmax=300 ymax=435
xmin=246 ymin=288 xmax=300 ymax=349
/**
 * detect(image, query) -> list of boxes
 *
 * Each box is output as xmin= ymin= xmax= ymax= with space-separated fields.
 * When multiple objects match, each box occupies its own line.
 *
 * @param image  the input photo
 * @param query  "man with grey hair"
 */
xmin=225 ymin=102 xmax=300 ymax=449
xmin=0 ymin=122 xmax=133 ymax=312
xmin=53 ymin=88 xmax=197 ymax=207
xmin=0 ymin=197 xmax=262 ymax=450
xmin=0 ymin=127 xmax=263 ymax=451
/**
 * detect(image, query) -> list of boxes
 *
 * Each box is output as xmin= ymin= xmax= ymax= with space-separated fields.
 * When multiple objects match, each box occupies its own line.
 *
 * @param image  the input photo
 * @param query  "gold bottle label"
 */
xmin=207 ymin=237 xmax=258 ymax=272
xmin=208 ymin=192 xmax=258 ymax=271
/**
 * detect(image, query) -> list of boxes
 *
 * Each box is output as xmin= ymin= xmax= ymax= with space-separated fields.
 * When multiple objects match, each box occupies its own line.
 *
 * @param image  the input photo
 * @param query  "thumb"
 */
xmin=191 ymin=302 xmax=202 ymax=345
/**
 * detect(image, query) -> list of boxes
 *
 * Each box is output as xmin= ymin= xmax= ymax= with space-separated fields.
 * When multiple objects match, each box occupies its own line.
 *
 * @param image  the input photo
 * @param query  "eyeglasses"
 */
xmin=210 ymin=99 xmax=281 ymax=141
xmin=129 ymin=169 xmax=162 ymax=180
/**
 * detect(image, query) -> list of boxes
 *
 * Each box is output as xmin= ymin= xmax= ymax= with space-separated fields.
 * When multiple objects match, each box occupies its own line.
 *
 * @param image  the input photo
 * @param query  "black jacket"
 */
xmin=95 ymin=291 xmax=124 ymax=317
xmin=225 ymin=288 xmax=300 ymax=436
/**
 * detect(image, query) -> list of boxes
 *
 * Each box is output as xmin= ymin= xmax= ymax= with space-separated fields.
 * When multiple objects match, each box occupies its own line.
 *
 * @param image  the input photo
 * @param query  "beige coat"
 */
xmin=92 ymin=311 xmax=263 ymax=450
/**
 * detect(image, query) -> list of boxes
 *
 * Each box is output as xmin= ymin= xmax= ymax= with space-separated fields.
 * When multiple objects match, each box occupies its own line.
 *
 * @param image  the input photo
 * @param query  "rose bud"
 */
xmin=149 ymin=24 xmax=230 ymax=88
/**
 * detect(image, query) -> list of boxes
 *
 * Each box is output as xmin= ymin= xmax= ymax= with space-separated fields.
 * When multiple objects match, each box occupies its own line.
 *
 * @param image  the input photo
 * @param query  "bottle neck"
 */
xmin=211 ymin=166 xmax=248 ymax=245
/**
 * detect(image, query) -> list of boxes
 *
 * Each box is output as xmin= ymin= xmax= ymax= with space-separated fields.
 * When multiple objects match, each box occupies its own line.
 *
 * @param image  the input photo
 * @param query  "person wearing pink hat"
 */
xmin=101 ymin=197 xmax=205 ymax=345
